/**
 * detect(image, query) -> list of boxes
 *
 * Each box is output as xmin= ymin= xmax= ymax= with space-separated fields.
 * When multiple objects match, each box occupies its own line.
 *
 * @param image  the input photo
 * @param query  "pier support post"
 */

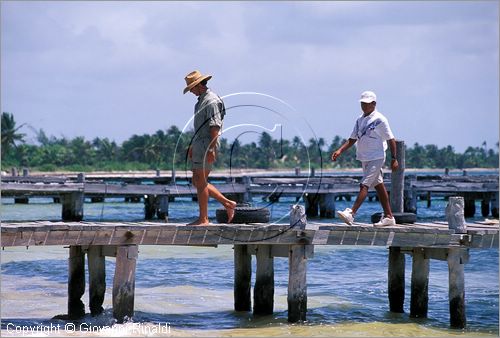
xmin=319 ymin=193 xmax=335 ymax=218
xmin=157 ymin=195 xmax=169 ymax=220
xmin=481 ymin=198 xmax=490 ymax=217
xmin=388 ymin=247 xmax=405 ymax=313
xmin=144 ymin=195 xmax=156 ymax=220
xmin=68 ymin=246 xmax=86 ymax=319
xmin=304 ymin=193 xmax=319 ymax=218
xmin=254 ymin=245 xmax=274 ymax=315
xmin=234 ymin=244 xmax=251 ymax=311
xmin=290 ymin=204 xmax=307 ymax=229
xmin=404 ymin=175 xmax=417 ymax=214
xmin=448 ymin=248 xmax=467 ymax=329
xmin=288 ymin=244 xmax=308 ymax=322
xmin=88 ymin=245 xmax=106 ymax=316
xmin=113 ymin=245 xmax=138 ymax=323
xmin=61 ymin=192 xmax=84 ymax=221
xmin=391 ymin=140 xmax=405 ymax=213
xmin=491 ymin=192 xmax=499 ymax=218
xmin=410 ymin=248 xmax=429 ymax=318
xmin=446 ymin=196 xmax=467 ymax=234
xmin=464 ymin=198 xmax=476 ymax=218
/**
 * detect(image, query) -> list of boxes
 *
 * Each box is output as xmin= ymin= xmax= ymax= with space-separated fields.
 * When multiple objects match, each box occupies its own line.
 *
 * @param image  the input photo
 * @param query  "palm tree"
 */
xmin=1 ymin=112 xmax=26 ymax=160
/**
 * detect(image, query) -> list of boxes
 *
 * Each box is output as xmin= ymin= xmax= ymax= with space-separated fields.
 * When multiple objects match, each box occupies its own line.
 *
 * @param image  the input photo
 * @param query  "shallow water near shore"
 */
xmin=1 ymin=195 xmax=498 ymax=337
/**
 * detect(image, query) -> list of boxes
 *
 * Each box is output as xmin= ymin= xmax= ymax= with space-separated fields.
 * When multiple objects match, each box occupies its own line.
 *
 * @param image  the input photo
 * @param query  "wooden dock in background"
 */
xmin=2 ymin=170 xmax=498 ymax=220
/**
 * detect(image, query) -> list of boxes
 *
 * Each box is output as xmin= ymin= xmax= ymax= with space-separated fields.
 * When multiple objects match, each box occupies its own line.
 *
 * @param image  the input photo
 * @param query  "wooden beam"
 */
xmin=113 ymin=245 xmax=138 ymax=323
xmin=234 ymin=245 xmax=251 ymax=312
xmin=288 ymin=244 xmax=308 ymax=322
xmin=88 ymin=245 xmax=106 ymax=316
xmin=410 ymin=248 xmax=429 ymax=318
xmin=61 ymin=192 xmax=84 ymax=221
xmin=388 ymin=247 xmax=405 ymax=313
xmin=254 ymin=245 xmax=274 ymax=315
xmin=448 ymin=248 xmax=466 ymax=329
xmin=68 ymin=245 xmax=85 ymax=319
xmin=391 ymin=140 xmax=405 ymax=213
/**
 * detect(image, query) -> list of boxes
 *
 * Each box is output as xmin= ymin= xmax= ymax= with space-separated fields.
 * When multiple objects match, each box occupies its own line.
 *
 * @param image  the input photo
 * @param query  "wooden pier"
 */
xmin=2 ymin=144 xmax=498 ymax=328
xmin=1 ymin=203 xmax=498 ymax=328
xmin=2 ymin=170 xmax=498 ymax=220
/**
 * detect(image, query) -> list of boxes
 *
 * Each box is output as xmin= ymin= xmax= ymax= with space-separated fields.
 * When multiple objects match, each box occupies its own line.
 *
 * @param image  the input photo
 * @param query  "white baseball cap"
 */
xmin=359 ymin=91 xmax=377 ymax=103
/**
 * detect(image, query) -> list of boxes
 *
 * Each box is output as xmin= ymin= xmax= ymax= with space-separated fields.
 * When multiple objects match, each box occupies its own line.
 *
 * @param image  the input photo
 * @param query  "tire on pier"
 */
xmin=216 ymin=206 xmax=270 ymax=224
xmin=371 ymin=212 xmax=417 ymax=224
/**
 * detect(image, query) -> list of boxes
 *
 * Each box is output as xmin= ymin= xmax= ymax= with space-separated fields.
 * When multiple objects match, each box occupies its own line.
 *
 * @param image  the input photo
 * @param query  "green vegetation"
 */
xmin=2 ymin=112 xmax=498 ymax=172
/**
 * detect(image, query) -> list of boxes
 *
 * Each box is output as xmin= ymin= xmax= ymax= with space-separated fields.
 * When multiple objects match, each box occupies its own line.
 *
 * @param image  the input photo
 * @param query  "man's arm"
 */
xmin=331 ymin=138 xmax=357 ymax=161
xmin=387 ymin=138 xmax=399 ymax=171
xmin=207 ymin=126 xmax=220 ymax=163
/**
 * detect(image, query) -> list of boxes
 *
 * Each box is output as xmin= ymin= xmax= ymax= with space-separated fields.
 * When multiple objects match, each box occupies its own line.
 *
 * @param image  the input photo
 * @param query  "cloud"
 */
xmin=1 ymin=1 xmax=498 ymax=152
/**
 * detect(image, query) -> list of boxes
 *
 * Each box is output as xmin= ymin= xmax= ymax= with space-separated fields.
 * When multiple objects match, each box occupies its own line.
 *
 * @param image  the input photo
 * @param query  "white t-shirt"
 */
xmin=349 ymin=110 xmax=395 ymax=161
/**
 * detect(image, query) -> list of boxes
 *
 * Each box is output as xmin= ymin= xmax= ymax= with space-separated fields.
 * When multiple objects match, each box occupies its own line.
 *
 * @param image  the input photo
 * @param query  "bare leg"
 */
xmin=375 ymin=183 xmax=393 ymax=218
xmin=189 ymin=169 xmax=237 ymax=225
xmin=188 ymin=168 xmax=210 ymax=225
xmin=351 ymin=184 xmax=369 ymax=216
xmin=207 ymin=183 xmax=237 ymax=223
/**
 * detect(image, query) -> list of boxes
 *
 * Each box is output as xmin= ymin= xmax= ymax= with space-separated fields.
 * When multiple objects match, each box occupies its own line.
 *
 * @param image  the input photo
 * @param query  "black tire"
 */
xmin=216 ymin=206 xmax=270 ymax=224
xmin=371 ymin=212 xmax=417 ymax=224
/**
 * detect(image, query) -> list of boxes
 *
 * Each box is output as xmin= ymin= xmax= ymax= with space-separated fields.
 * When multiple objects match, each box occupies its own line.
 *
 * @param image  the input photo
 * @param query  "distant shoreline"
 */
xmin=5 ymin=167 xmax=498 ymax=177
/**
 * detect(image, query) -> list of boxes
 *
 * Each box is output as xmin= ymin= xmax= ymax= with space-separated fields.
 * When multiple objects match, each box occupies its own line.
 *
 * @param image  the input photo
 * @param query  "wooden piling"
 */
xmin=242 ymin=176 xmax=253 ymax=203
xmin=448 ymin=248 xmax=466 ymax=329
xmin=481 ymin=199 xmax=490 ymax=217
xmin=113 ymin=245 xmax=138 ymax=323
xmin=288 ymin=244 xmax=307 ymax=322
xmin=391 ymin=140 xmax=405 ymax=213
xmin=68 ymin=245 xmax=86 ymax=319
xmin=156 ymin=195 xmax=169 ymax=220
xmin=319 ymin=193 xmax=335 ymax=218
xmin=446 ymin=196 xmax=467 ymax=233
xmin=234 ymin=244 xmax=251 ymax=311
xmin=254 ymin=245 xmax=274 ymax=315
xmin=144 ymin=195 xmax=156 ymax=220
xmin=62 ymin=173 xmax=85 ymax=221
xmin=88 ymin=245 xmax=106 ymax=316
xmin=290 ymin=204 xmax=307 ymax=229
xmin=304 ymin=193 xmax=319 ymax=218
xmin=491 ymin=192 xmax=499 ymax=218
xmin=410 ymin=248 xmax=429 ymax=318
xmin=404 ymin=175 xmax=417 ymax=214
xmin=61 ymin=192 xmax=84 ymax=221
xmin=464 ymin=198 xmax=476 ymax=218
xmin=388 ymin=247 xmax=405 ymax=313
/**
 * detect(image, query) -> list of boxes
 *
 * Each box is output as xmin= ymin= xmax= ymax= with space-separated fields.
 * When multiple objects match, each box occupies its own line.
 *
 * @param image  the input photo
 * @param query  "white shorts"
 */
xmin=360 ymin=158 xmax=384 ymax=188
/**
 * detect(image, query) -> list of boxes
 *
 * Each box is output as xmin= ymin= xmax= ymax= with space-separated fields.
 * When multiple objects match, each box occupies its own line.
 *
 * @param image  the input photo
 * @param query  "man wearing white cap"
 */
xmin=183 ymin=70 xmax=236 ymax=225
xmin=331 ymin=91 xmax=398 ymax=227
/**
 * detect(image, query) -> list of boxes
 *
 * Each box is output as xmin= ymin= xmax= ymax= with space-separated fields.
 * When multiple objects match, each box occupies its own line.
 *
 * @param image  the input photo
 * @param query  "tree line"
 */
xmin=2 ymin=112 xmax=498 ymax=172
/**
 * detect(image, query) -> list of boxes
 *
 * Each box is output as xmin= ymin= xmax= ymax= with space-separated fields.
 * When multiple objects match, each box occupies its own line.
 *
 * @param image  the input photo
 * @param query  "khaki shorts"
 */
xmin=360 ymin=158 xmax=384 ymax=188
xmin=191 ymin=138 xmax=213 ymax=171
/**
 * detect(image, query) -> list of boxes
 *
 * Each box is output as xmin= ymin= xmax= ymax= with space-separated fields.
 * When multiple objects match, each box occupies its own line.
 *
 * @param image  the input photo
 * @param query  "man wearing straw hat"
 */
xmin=183 ymin=70 xmax=236 ymax=225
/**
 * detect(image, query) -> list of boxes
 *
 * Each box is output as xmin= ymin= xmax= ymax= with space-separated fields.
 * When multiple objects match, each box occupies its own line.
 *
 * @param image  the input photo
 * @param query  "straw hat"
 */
xmin=183 ymin=70 xmax=212 ymax=94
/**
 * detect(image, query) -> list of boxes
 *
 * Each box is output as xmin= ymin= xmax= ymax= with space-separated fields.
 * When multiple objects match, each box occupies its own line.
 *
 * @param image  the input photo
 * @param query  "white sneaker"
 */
xmin=337 ymin=208 xmax=354 ymax=225
xmin=374 ymin=216 xmax=396 ymax=227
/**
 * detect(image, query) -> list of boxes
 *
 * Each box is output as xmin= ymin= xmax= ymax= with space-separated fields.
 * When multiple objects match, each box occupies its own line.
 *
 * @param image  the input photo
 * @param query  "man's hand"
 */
xmin=331 ymin=150 xmax=341 ymax=161
xmin=188 ymin=146 xmax=193 ymax=159
xmin=207 ymin=149 xmax=216 ymax=164
xmin=391 ymin=159 xmax=399 ymax=171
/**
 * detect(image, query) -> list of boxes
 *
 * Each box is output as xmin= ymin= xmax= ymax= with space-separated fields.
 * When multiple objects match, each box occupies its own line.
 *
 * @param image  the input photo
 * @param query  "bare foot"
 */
xmin=187 ymin=219 xmax=211 ymax=226
xmin=225 ymin=200 xmax=237 ymax=223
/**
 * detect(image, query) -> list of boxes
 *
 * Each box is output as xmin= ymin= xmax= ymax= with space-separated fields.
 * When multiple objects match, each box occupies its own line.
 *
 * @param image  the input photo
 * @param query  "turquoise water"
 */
xmin=1 ymin=196 xmax=498 ymax=337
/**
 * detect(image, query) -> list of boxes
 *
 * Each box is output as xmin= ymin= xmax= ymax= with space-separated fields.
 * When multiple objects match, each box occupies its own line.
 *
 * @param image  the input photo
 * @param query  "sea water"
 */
xmin=1 ymin=195 xmax=498 ymax=337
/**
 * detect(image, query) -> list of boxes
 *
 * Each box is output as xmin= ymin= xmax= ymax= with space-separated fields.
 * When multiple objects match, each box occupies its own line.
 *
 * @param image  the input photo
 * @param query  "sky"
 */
xmin=1 ymin=1 xmax=499 ymax=153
